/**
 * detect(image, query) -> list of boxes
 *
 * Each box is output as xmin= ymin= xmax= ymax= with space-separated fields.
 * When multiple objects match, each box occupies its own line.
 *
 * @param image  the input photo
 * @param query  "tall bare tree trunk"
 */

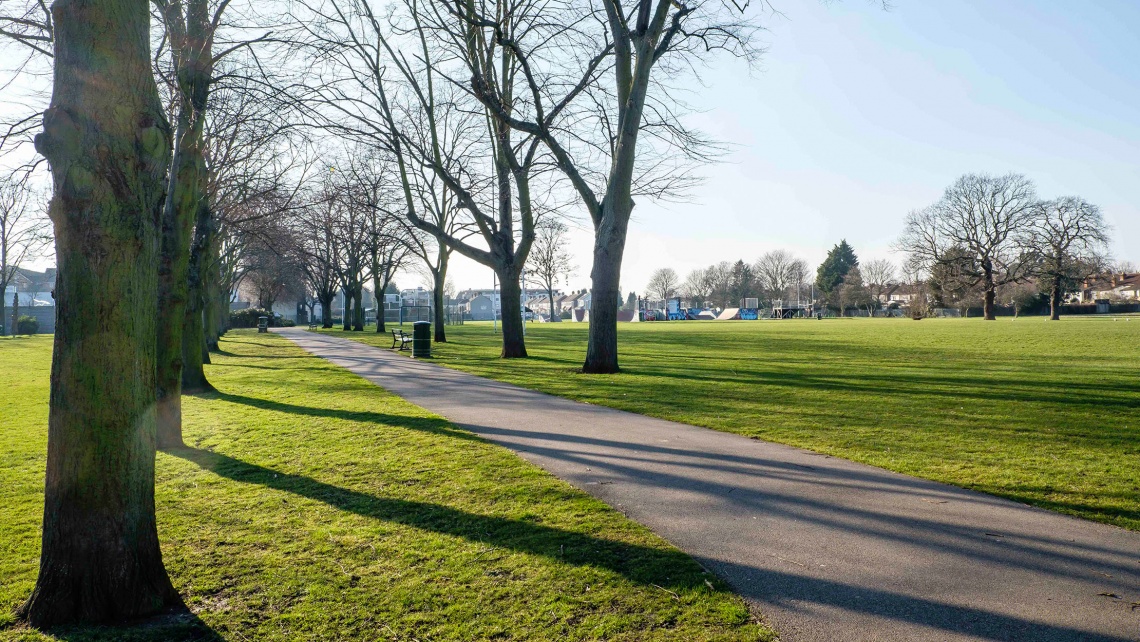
xmin=342 ymin=290 xmax=352 ymax=330
xmin=432 ymin=256 xmax=447 ymax=342
xmin=204 ymin=264 xmax=222 ymax=350
xmin=583 ymin=213 xmax=629 ymax=373
xmin=353 ymin=285 xmax=364 ymax=331
xmin=182 ymin=201 xmax=214 ymax=392
xmin=1049 ymin=276 xmax=1062 ymax=321
xmin=19 ymin=0 xmax=182 ymax=626
xmin=373 ymin=273 xmax=385 ymax=333
xmin=982 ymin=261 xmax=996 ymax=321
xmin=320 ymin=292 xmax=334 ymax=328
xmin=156 ymin=32 xmax=210 ymax=446
xmin=498 ymin=270 xmax=527 ymax=358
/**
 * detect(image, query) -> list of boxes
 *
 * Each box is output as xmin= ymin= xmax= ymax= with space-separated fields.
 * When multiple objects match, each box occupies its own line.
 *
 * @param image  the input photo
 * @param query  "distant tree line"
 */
xmin=897 ymin=173 xmax=1112 ymax=321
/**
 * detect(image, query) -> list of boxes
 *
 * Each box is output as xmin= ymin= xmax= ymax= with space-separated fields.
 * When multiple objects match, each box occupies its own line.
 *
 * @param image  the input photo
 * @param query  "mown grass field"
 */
xmin=328 ymin=317 xmax=1140 ymax=531
xmin=0 ymin=332 xmax=773 ymax=641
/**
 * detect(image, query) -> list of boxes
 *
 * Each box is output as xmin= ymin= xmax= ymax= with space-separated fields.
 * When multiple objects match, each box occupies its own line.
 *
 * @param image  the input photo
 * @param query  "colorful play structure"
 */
xmin=641 ymin=297 xmax=815 ymax=322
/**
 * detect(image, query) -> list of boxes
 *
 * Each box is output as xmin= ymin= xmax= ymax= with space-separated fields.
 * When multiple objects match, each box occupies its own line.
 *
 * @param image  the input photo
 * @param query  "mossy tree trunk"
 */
xmin=19 ymin=0 xmax=182 ymax=627
xmin=182 ymin=201 xmax=214 ymax=392
xmin=156 ymin=0 xmax=213 ymax=448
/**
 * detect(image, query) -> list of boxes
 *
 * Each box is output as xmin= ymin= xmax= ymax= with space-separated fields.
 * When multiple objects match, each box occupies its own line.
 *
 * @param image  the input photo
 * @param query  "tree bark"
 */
xmin=156 ymin=104 xmax=204 ymax=447
xmin=498 ymin=270 xmax=527 ymax=358
xmin=319 ymin=292 xmax=334 ymax=328
xmin=373 ymin=273 xmax=385 ymax=333
xmin=156 ymin=0 xmax=213 ymax=451
xmin=182 ymin=202 xmax=214 ymax=392
xmin=432 ymin=264 xmax=447 ymax=342
xmin=204 ymin=264 xmax=222 ymax=351
xmin=352 ymin=284 xmax=364 ymax=331
xmin=1050 ymin=276 xmax=1062 ymax=321
xmin=321 ymin=294 xmax=332 ymax=328
xmin=19 ymin=0 xmax=182 ymax=627
xmin=583 ymin=214 xmax=629 ymax=373
xmin=982 ymin=261 xmax=996 ymax=321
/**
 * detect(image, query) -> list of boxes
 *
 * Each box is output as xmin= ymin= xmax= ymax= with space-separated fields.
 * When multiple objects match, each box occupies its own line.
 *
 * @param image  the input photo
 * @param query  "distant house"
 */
xmin=468 ymin=294 xmax=496 ymax=321
xmin=4 ymin=267 xmax=56 ymax=307
xmin=883 ymin=283 xmax=925 ymax=305
xmin=455 ymin=287 xmax=552 ymax=321
xmin=1077 ymin=273 xmax=1140 ymax=302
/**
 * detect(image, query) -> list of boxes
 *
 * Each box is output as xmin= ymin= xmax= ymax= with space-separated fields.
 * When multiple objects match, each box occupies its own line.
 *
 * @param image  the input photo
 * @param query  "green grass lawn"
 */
xmin=0 ymin=332 xmax=772 ymax=641
xmin=326 ymin=317 xmax=1140 ymax=531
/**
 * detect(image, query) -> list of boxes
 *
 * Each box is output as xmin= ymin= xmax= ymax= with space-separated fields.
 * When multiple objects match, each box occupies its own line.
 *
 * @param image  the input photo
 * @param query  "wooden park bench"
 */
xmin=308 ymin=321 xmax=318 ymax=330
xmin=390 ymin=329 xmax=413 ymax=351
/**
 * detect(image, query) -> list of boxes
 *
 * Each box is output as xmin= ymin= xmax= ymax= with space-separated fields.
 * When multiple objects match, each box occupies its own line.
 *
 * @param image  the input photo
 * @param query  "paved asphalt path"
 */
xmin=277 ymin=329 xmax=1140 ymax=642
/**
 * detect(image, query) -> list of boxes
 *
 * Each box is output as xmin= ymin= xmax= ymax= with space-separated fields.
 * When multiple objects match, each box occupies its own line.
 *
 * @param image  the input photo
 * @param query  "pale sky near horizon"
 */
xmin=9 ymin=0 xmax=1139 ymax=295
xmin=448 ymin=0 xmax=1140 ymax=295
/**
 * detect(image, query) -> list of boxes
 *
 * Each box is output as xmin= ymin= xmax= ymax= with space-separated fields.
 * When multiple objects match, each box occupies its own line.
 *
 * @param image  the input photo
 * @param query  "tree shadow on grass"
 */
xmin=27 ymin=609 xmax=223 ymax=642
xmin=203 ymin=391 xmax=483 ymax=443
xmin=168 ymin=446 xmax=708 ymax=594
xmin=167 ymin=446 xmax=1137 ymax=642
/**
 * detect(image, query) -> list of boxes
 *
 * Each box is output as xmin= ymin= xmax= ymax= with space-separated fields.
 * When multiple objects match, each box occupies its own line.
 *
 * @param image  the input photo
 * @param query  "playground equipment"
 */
xmin=666 ymin=297 xmax=686 ymax=321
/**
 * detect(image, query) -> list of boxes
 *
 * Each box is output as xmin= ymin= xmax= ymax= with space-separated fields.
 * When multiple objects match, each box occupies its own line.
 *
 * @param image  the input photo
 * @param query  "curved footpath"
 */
xmin=277 ymin=329 xmax=1140 ymax=642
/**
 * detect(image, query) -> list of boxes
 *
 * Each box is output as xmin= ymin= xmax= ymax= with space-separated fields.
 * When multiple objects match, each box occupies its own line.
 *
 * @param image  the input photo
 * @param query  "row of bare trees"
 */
xmin=264 ymin=0 xmax=763 ymax=366
xmin=897 ymin=173 xmax=1112 ymax=321
xmin=0 ymin=0 xmax=312 ymax=626
xmin=646 ymin=250 xmax=814 ymax=309
xmin=1 ymin=0 xmax=777 ymax=629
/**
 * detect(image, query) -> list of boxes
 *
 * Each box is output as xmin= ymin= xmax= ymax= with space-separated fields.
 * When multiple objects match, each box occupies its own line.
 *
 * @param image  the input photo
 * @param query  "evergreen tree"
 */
xmin=623 ymin=292 xmax=637 ymax=311
xmin=815 ymin=240 xmax=859 ymax=302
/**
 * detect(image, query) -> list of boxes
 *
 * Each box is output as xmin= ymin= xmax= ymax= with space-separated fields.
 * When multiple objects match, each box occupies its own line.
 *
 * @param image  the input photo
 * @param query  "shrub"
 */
xmin=559 ymin=309 xmax=572 ymax=320
xmin=230 ymin=307 xmax=274 ymax=328
xmin=17 ymin=315 xmax=39 ymax=334
xmin=282 ymin=319 xmax=296 ymax=327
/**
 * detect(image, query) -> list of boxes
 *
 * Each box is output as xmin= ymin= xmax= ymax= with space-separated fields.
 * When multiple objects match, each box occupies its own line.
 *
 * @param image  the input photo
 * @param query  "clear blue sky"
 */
xmin=452 ymin=0 xmax=1140 ymax=293
xmin=7 ymin=1 xmax=1136 ymax=291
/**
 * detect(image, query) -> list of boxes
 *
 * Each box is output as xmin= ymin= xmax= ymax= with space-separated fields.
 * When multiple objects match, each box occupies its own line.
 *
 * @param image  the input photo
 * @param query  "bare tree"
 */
xmin=1027 ymin=197 xmax=1110 ymax=321
xmin=646 ymin=267 xmax=679 ymax=302
xmin=455 ymin=0 xmax=764 ymax=372
xmin=525 ymin=219 xmax=575 ymax=320
xmin=279 ymin=0 xmax=541 ymax=355
xmin=293 ymin=192 xmax=341 ymax=328
xmin=18 ymin=0 xmax=182 ymax=626
xmin=244 ymin=224 xmax=303 ymax=312
xmin=681 ymin=266 xmax=713 ymax=308
xmin=754 ymin=249 xmax=798 ymax=303
xmin=862 ymin=258 xmax=896 ymax=312
xmin=0 ymin=174 xmax=49 ymax=335
xmin=153 ymin=0 xmax=224 ymax=447
xmin=897 ymin=173 xmax=1038 ymax=320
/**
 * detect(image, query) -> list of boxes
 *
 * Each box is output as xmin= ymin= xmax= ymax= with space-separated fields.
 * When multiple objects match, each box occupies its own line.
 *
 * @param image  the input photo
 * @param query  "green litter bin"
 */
xmin=412 ymin=321 xmax=431 ymax=358
xmin=257 ymin=316 xmax=269 ymax=333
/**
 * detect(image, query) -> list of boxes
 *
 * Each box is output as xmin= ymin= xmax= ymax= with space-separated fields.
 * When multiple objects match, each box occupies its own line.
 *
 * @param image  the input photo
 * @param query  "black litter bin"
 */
xmin=258 ymin=316 xmax=269 ymax=333
xmin=412 ymin=321 xmax=431 ymax=358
